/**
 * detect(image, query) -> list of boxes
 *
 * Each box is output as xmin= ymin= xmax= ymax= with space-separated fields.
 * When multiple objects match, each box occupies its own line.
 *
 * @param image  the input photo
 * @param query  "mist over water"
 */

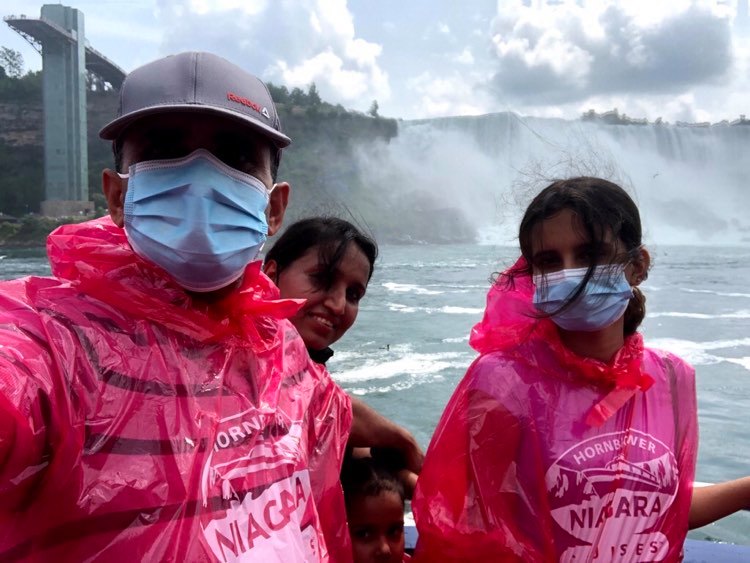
xmin=358 ymin=113 xmax=750 ymax=246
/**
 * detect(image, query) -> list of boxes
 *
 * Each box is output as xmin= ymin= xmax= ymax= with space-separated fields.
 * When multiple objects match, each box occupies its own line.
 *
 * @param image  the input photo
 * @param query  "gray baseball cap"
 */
xmin=99 ymin=51 xmax=291 ymax=147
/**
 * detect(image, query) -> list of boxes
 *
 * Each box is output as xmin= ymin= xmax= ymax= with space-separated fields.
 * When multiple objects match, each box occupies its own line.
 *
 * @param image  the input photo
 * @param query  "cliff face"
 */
xmin=0 ymin=102 xmax=43 ymax=146
xmin=0 ymin=82 xmax=475 ymax=244
xmin=0 ymin=94 xmax=45 ymax=216
xmin=0 ymin=90 xmax=118 ymax=217
xmin=87 ymin=93 xmax=120 ymax=189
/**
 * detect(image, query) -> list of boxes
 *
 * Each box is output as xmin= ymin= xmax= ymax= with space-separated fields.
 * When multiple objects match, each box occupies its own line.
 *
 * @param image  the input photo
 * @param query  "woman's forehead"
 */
xmin=296 ymin=243 xmax=369 ymax=276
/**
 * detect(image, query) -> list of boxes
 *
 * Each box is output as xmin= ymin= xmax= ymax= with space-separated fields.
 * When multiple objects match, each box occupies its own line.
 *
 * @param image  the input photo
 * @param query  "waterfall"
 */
xmin=359 ymin=113 xmax=750 ymax=246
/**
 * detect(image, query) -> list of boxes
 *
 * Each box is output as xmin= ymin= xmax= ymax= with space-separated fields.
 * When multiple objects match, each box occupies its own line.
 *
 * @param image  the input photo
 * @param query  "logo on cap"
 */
xmin=227 ymin=91 xmax=264 ymax=115
xmin=261 ymin=107 xmax=270 ymax=119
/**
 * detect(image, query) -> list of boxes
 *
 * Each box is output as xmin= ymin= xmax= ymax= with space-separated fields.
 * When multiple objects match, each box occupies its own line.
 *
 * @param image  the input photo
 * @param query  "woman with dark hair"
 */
xmin=263 ymin=216 xmax=378 ymax=364
xmin=412 ymin=177 xmax=750 ymax=562
xmin=264 ymin=217 xmax=422 ymax=503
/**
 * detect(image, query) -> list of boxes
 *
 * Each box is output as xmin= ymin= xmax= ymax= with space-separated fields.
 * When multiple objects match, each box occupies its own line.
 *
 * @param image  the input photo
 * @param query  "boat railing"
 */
xmin=403 ymin=481 xmax=750 ymax=561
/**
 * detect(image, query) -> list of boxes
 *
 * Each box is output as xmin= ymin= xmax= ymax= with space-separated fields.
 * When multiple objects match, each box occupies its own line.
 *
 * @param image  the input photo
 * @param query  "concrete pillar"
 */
xmin=40 ymin=4 xmax=89 ymax=215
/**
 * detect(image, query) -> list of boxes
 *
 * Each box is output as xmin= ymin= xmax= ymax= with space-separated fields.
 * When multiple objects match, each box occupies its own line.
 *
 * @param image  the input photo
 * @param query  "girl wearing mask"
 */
xmin=412 ymin=177 xmax=750 ymax=562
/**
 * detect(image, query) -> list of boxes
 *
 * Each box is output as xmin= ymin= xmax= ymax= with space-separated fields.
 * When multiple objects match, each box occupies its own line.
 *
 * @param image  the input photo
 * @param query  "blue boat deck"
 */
xmin=403 ymin=526 xmax=750 ymax=561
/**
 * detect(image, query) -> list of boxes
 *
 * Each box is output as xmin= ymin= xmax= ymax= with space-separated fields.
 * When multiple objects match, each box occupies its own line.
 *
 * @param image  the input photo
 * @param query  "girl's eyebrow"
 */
xmin=578 ymin=241 xmax=615 ymax=255
xmin=531 ymin=249 xmax=558 ymax=261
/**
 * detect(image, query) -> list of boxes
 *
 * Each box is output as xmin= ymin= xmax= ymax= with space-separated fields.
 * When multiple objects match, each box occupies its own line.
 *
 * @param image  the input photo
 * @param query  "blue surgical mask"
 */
xmin=533 ymin=265 xmax=634 ymax=332
xmin=122 ymin=149 xmax=271 ymax=292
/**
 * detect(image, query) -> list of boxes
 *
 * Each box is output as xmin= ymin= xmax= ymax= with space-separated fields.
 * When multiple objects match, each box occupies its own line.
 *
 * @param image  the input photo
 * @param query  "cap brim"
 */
xmin=99 ymin=103 xmax=291 ymax=148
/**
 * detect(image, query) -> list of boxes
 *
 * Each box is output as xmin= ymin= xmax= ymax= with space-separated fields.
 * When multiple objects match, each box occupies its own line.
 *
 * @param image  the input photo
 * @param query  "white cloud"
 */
xmin=453 ymin=47 xmax=475 ymax=65
xmin=407 ymin=71 xmax=488 ymax=117
xmin=1 ymin=0 xmax=747 ymax=122
xmin=185 ymin=0 xmax=268 ymax=16
xmin=83 ymin=13 xmax=162 ymax=45
xmin=156 ymin=0 xmax=390 ymax=109
xmin=274 ymin=49 xmax=389 ymax=101
xmin=485 ymin=0 xmax=734 ymax=107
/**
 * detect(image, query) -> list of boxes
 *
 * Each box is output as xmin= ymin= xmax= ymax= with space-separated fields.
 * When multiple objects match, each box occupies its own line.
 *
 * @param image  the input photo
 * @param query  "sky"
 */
xmin=1 ymin=0 xmax=749 ymax=122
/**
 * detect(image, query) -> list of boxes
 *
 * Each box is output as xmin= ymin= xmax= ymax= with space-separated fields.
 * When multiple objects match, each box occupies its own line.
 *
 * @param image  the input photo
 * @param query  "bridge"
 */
xmin=4 ymin=12 xmax=126 ymax=88
xmin=4 ymin=4 xmax=126 ymax=216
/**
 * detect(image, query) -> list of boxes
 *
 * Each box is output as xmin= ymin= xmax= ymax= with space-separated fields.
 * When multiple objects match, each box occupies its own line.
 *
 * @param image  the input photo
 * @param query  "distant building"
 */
xmin=581 ymin=109 xmax=747 ymax=128
xmin=580 ymin=108 xmax=648 ymax=126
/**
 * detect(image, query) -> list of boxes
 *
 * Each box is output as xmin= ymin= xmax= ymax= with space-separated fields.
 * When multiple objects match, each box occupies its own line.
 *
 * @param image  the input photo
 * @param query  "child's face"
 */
xmin=269 ymin=242 xmax=371 ymax=351
xmin=529 ymin=209 xmax=624 ymax=275
xmin=529 ymin=208 xmax=649 ymax=289
xmin=348 ymin=491 xmax=405 ymax=563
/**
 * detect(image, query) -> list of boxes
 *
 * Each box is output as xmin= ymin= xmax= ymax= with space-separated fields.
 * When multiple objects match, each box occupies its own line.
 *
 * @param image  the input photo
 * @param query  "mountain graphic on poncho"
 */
xmin=548 ymin=466 xmax=597 ymax=507
xmin=548 ymin=452 xmax=678 ymax=507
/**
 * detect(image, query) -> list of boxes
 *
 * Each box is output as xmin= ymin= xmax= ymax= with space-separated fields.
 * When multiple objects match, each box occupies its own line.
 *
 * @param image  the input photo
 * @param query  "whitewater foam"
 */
xmin=348 ymin=374 xmax=448 ymax=396
xmin=679 ymin=288 xmax=750 ymax=298
xmin=331 ymin=350 xmax=470 ymax=384
xmin=382 ymin=282 xmax=444 ymax=295
xmin=442 ymin=336 xmax=470 ymax=343
xmin=387 ymin=302 xmax=483 ymax=315
xmin=647 ymin=337 xmax=750 ymax=372
xmin=650 ymin=310 xmax=750 ymax=320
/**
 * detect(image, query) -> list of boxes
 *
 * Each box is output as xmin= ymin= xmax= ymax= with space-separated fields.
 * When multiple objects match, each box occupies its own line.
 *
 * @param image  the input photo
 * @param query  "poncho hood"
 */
xmin=46 ymin=217 xmax=304 ymax=350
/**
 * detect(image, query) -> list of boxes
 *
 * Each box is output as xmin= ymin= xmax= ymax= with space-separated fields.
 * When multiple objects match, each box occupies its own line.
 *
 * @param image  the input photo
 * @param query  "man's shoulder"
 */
xmin=0 ymin=273 xmax=115 ymax=327
xmin=0 ymin=275 xmax=67 ymax=323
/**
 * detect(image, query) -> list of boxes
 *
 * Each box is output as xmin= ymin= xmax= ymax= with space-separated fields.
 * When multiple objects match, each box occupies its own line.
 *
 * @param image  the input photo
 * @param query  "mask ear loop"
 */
xmin=257 ymin=184 xmax=278 ymax=256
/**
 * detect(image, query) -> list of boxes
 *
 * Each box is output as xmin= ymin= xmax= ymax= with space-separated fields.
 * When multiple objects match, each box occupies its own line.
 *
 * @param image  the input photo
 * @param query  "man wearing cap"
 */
xmin=0 ymin=51 xmax=418 ymax=562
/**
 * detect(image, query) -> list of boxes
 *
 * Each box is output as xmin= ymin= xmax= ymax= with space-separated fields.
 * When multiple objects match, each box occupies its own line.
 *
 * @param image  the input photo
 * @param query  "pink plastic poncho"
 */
xmin=413 ymin=259 xmax=698 ymax=562
xmin=0 ymin=217 xmax=352 ymax=562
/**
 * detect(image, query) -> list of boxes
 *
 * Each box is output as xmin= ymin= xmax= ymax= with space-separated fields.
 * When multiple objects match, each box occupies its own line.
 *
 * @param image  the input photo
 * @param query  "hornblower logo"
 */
xmin=545 ymin=430 xmax=679 ymax=562
xmin=200 ymin=407 xmax=321 ymax=561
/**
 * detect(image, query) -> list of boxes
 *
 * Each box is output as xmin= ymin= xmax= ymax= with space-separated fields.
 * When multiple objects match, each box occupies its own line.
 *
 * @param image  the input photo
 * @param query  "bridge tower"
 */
xmin=5 ymin=4 xmax=125 ymax=216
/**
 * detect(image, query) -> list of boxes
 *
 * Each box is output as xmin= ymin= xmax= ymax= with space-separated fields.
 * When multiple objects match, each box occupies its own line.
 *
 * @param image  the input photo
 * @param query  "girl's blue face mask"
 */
xmin=533 ymin=265 xmax=634 ymax=332
xmin=121 ymin=149 xmax=271 ymax=292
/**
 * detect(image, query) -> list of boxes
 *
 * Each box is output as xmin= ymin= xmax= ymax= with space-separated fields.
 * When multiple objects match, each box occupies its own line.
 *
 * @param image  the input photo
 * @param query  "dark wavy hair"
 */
xmin=341 ymin=455 xmax=405 ymax=509
xmin=514 ymin=176 xmax=647 ymax=335
xmin=264 ymin=217 xmax=378 ymax=285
